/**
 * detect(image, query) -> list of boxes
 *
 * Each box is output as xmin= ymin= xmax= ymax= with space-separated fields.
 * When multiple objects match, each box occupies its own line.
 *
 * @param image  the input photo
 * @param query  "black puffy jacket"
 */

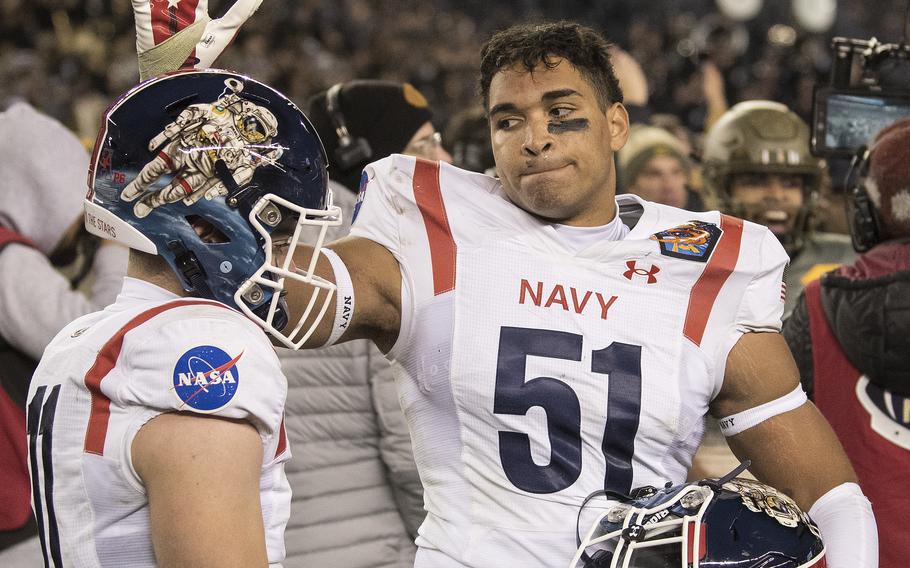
xmin=782 ymin=238 xmax=910 ymax=397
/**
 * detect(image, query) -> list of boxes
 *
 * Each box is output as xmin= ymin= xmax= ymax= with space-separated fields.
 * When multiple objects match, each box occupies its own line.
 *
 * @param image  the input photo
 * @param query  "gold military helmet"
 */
xmin=702 ymin=100 xmax=824 ymax=198
xmin=702 ymin=101 xmax=826 ymax=254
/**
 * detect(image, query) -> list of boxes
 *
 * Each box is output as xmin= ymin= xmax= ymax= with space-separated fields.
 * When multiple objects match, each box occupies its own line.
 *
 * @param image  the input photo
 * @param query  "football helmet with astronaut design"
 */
xmin=85 ymin=69 xmax=342 ymax=348
xmin=571 ymin=472 xmax=826 ymax=568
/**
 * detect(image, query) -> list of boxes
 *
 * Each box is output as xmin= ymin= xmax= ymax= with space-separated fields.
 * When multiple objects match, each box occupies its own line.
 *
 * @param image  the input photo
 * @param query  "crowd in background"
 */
xmin=1 ymin=0 xmax=908 ymax=147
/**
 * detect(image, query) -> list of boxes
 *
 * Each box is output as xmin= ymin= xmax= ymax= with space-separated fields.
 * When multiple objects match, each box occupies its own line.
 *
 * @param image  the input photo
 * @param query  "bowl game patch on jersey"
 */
xmin=650 ymin=220 xmax=723 ymax=262
xmin=172 ymin=345 xmax=243 ymax=412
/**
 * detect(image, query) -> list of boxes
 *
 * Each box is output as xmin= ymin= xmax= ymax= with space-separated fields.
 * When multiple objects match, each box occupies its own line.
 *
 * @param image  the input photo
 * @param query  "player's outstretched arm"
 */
xmin=282 ymin=236 xmax=402 ymax=353
xmin=712 ymin=331 xmax=877 ymax=568
xmin=133 ymin=412 xmax=269 ymax=568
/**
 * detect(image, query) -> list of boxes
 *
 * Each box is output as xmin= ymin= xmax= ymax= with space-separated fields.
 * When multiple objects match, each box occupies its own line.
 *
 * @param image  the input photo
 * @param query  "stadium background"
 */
xmin=0 ymin=0 xmax=904 ymax=147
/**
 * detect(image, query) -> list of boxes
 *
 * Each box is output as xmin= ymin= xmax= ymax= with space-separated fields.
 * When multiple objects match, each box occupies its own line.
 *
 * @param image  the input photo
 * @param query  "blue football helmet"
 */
xmin=85 ymin=69 xmax=342 ymax=348
xmin=571 ymin=477 xmax=826 ymax=568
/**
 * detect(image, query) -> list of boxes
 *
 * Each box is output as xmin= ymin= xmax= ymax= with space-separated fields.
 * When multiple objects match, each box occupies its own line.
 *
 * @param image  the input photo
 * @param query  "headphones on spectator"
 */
xmin=325 ymin=83 xmax=373 ymax=172
xmin=845 ymin=145 xmax=883 ymax=252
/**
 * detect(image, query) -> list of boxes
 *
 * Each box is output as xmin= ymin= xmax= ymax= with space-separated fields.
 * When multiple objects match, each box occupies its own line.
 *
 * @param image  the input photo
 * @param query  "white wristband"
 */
xmin=321 ymin=248 xmax=354 ymax=347
xmin=809 ymin=482 xmax=878 ymax=568
xmin=718 ymin=385 xmax=807 ymax=436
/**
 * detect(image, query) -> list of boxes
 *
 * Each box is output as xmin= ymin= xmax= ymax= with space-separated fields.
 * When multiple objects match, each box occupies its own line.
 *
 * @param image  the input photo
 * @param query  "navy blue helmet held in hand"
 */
xmin=571 ymin=475 xmax=826 ymax=568
xmin=85 ymin=69 xmax=342 ymax=348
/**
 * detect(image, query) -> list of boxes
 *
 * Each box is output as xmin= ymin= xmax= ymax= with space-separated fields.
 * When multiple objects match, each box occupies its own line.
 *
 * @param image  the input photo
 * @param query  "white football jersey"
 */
xmin=26 ymin=278 xmax=290 ymax=567
xmin=349 ymin=155 xmax=789 ymax=568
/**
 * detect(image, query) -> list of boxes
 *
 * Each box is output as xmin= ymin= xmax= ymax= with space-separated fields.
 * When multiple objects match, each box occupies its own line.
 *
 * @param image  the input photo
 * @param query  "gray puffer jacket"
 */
xmin=279 ymin=182 xmax=424 ymax=568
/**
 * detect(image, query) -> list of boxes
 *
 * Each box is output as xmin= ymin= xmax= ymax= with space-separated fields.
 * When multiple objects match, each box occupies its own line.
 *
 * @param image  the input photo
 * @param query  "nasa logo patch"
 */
xmin=352 ymin=171 xmax=368 ymax=224
xmin=172 ymin=345 xmax=243 ymax=412
xmin=650 ymin=220 xmax=722 ymax=262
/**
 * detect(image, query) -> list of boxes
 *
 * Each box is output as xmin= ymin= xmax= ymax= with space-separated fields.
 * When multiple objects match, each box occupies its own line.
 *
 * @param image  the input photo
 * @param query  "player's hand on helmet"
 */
xmin=132 ymin=0 xmax=262 ymax=81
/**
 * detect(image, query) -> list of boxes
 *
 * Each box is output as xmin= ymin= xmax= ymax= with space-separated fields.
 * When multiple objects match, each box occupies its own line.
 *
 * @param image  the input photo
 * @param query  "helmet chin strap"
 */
xmin=784 ymin=205 xmax=812 ymax=257
xmin=699 ymin=459 xmax=752 ymax=490
xmin=168 ymin=240 xmax=213 ymax=298
xmin=213 ymin=158 xmax=288 ymax=328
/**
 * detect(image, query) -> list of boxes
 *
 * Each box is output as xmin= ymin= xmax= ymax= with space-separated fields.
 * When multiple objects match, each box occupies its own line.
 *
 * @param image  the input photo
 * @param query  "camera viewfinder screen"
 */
xmin=826 ymin=93 xmax=910 ymax=152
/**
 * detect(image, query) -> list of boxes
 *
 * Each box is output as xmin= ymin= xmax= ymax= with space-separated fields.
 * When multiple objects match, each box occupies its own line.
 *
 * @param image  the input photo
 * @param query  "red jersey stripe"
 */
xmin=275 ymin=417 xmax=287 ymax=459
xmin=412 ymin=159 xmax=457 ymax=295
xmin=83 ymin=299 xmax=226 ymax=456
xmin=683 ymin=215 xmax=744 ymax=346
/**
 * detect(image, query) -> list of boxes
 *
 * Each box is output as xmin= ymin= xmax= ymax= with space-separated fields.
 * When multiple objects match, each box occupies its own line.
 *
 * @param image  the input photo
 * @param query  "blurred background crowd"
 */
xmin=1 ymin=0 xmax=907 ymax=146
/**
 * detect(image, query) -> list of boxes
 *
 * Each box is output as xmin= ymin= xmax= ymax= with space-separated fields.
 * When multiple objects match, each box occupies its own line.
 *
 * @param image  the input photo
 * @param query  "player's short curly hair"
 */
xmin=478 ymin=21 xmax=623 ymax=113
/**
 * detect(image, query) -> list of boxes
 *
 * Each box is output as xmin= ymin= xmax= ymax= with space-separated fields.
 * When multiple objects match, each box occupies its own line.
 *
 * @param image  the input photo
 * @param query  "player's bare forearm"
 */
xmin=282 ymin=236 xmax=401 ymax=351
xmin=712 ymin=331 xmax=857 ymax=510
xmin=726 ymin=402 xmax=857 ymax=511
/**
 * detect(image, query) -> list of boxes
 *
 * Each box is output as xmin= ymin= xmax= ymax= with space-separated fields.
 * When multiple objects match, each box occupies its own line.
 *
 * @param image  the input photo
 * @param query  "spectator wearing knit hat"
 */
xmin=307 ymin=80 xmax=452 ymax=193
xmin=783 ymin=117 xmax=910 ymax=568
xmin=617 ymin=124 xmax=704 ymax=210
xmin=275 ymin=79 xmax=452 ymax=568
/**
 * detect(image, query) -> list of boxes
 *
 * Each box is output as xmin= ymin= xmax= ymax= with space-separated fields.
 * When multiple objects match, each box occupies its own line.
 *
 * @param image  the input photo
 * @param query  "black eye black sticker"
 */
xmin=547 ymin=118 xmax=589 ymax=134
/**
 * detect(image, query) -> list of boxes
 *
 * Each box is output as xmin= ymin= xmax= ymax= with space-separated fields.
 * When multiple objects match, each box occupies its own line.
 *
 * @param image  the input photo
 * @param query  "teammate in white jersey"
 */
xmin=274 ymin=22 xmax=876 ymax=568
xmin=28 ymin=70 xmax=340 ymax=566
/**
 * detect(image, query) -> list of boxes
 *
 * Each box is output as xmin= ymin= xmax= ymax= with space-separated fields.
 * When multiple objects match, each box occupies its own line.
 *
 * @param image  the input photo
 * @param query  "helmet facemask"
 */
xmin=571 ymin=475 xmax=826 ymax=568
xmin=235 ymin=192 xmax=341 ymax=349
xmin=572 ymin=484 xmax=714 ymax=568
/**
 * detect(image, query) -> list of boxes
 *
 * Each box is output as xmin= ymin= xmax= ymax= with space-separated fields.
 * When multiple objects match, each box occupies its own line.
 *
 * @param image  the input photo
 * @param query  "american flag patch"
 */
xmin=780 ymin=282 xmax=787 ymax=302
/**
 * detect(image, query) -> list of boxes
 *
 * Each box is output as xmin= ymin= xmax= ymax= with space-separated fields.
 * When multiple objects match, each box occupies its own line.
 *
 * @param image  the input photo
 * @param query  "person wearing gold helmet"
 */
xmin=702 ymin=100 xmax=855 ymax=316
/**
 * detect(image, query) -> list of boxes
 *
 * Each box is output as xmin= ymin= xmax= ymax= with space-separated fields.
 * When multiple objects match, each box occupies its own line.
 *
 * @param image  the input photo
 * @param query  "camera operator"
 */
xmin=783 ymin=117 xmax=910 ymax=568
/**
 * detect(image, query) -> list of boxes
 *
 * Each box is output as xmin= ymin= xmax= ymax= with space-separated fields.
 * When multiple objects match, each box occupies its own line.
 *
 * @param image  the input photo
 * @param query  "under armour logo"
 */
xmin=623 ymin=260 xmax=660 ymax=284
xmin=622 ymin=524 xmax=647 ymax=542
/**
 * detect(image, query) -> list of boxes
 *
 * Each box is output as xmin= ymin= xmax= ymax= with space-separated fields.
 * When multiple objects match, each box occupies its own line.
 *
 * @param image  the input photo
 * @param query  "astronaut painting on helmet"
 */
xmin=120 ymin=81 xmax=284 ymax=219
xmin=702 ymin=101 xmax=855 ymax=316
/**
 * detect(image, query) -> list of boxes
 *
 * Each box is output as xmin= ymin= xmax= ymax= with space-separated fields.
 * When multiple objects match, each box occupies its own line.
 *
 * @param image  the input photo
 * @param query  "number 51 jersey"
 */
xmin=350 ymin=155 xmax=789 ymax=568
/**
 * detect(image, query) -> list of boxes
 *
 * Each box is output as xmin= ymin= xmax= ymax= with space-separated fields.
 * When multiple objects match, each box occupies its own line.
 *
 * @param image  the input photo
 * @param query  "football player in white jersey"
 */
xmin=27 ymin=71 xmax=340 ymax=567
xmin=274 ymin=22 xmax=877 ymax=568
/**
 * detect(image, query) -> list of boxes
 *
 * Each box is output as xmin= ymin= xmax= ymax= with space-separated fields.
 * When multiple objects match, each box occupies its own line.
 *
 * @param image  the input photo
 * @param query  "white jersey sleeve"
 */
xmin=735 ymin=228 xmax=790 ymax=334
xmin=348 ymin=157 xmax=403 ymax=256
xmin=107 ymin=303 xmax=288 ymax=488
xmin=696 ymin=220 xmax=790 ymax=399
xmin=117 ymin=303 xmax=286 ymax=430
